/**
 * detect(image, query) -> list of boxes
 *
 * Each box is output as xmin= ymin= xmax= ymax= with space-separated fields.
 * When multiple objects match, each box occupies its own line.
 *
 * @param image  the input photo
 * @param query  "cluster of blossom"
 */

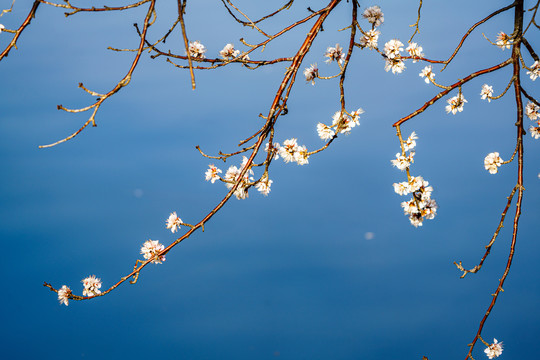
xmin=324 ymin=44 xmax=345 ymax=65
xmin=495 ymin=31 xmax=512 ymax=50
xmin=392 ymin=132 xmax=438 ymax=227
xmin=316 ymin=109 xmax=363 ymax=141
xmin=187 ymin=42 xmax=249 ymax=61
xmin=526 ymin=101 xmax=540 ymax=139
xmin=57 ymin=285 xmax=72 ymax=306
xmin=446 ymin=93 xmax=467 ymax=114
xmin=188 ymin=41 xmax=206 ymax=59
xmin=419 ymin=66 xmax=435 ymax=84
xmin=166 ymin=211 xmax=183 ymax=233
xmin=484 ymin=152 xmax=503 ymax=174
xmin=204 ymin=156 xmax=273 ymax=199
xmin=527 ymin=61 xmax=540 ymax=81
xmin=303 ymin=64 xmax=318 ymax=85
xmin=384 ymin=39 xmax=405 ymax=74
xmin=57 ymin=275 xmax=103 ymax=306
xmin=480 ymin=84 xmax=494 ymax=102
xmin=484 ymin=339 xmax=503 ymax=359
xmin=82 ymin=275 xmax=102 ymax=297
xmin=362 ymin=5 xmax=384 ymax=27
xmin=279 ymin=138 xmax=309 ymax=165
xmin=141 ymin=239 xmax=166 ymax=264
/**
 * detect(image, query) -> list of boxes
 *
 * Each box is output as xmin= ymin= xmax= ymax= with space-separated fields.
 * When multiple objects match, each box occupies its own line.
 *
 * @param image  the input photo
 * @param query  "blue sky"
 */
xmin=1 ymin=1 xmax=539 ymax=359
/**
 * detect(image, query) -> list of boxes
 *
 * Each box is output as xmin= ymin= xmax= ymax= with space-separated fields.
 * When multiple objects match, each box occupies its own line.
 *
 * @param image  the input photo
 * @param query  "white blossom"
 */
xmin=525 ymin=101 xmax=539 ymax=120
xmin=384 ymin=39 xmax=403 ymax=59
xmin=404 ymin=132 xmax=418 ymax=151
xmin=205 ymin=164 xmax=222 ymax=184
xmin=279 ymin=138 xmax=299 ymax=163
xmin=304 ymin=64 xmax=318 ymax=85
xmin=484 ymin=152 xmax=503 ymax=174
xmin=391 ymin=151 xmax=414 ymax=171
xmin=255 ymin=176 xmax=273 ymax=196
xmin=446 ymin=94 xmax=467 ymax=114
xmin=362 ymin=6 xmax=384 ymax=27
xmin=166 ymin=211 xmax=183 ymax=233
xmin=385 ymin=58 xmax=405 ymax=74
xmin=224 ymin=158 xmax=253 ymax=200
xmin=393 ymin=182 xmax=410 ymax=195
xmin=480 ymin=84 xmax=494 ymax=102
xmin=419 ymin=66 xmax=434 ymax=84
xmin=527 ymin=60 xmax=540 ymax=81
xmin=294 ymin=145 xmax=309 ymax=165
xmin=496 ymin=31 xmax=512 ymax=50
xmin=484 ymin=339 xmax=503 ymax=359
xmin=359 ymin=29 xmax=380 ymax=49
xmin=188 ymin=40 xmax=206 ymax=59
xmin=530 ymin=126 xmax=540 ymax=139
xmin=0 ymin=24 xmax=4 ymax=32
xmin=82 ymin=275 xmax=102 ymax=297
xmin=350 ymin=108 xmax=364 ymax=125
xmin=219 ymin=43 xmax=240 ymax=59
xmin=317 ymin=123 xmax=335 ymax=141
xmin=324 ymin=44 xmax=345 ymax=65
xmin=141 ymin=240 xmax=166 ymax=264
xmin=58 ymin=285 xmax=71 ymax=306
xmin=406 ymin=42 xmax=424 ymax=61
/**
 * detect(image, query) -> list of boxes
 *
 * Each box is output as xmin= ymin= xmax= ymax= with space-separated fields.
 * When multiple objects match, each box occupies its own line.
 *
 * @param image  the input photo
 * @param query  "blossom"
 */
xmin=527 ymin=60 xmax=540 ymax=81
xmin=393 ymin=182 xmax=409 ymax=195
xmin=324 ymin=44 xmax=345 ymax=65
xmin=480 ymin=84 xmax=494 ymax=102
xmin=362 ymin=6 xmax=384 ymax=27
xmin=419 ymin=66 xmax=434 ymax=84
xmin=219 ymin=43 xmax=240 ymax=59
xmin=188 ymin=40 xmax=206 ymax=59
xmin=385 ymin=58 xmax=405 ymax=74
xmin=0 ymin=24 xmax=4 ymax=32
xmin=530 ymin=126 xmax=540 ymax=139
xmin=384 ymin=39 xmax=403 ymax=59
xmin=404 ymin=132 xmax=418 ymax=151
xmin=484 ymin=152 xmax=503 ymax=174
xmin=279 ymin=138 xmax=299 ymax=163
xmin=255 ymin=176 xmax=273 ymax=196
xmin=223 ymin=157 xmax=254 ymax=199
xmin=205 ymin=164 xmax=222 ymax=183
xmin=294 ymin=145 xmax=309 ymax=165
xmin=350 ymin=108 xmax=364 ymax=124
xmin=58 ymin=285 xmax=71 ymax=306
xmin=166 ymin=211 xmax=183 ymax=233
xmin=406 ymin=42 xmax=424 ymax=61
xmin=446 ymin=94 xmax=467 ymax=114
xmin=82 ymin=275 xmax=102 ymax=297
xmin=496 ymin=31 xmax=512 ymax=50
xmin=317 ymin=123 xmax=335 ymax=141
xmin=391 ymin=151 xmax=414 ymax=171
xmin=304 ymin=64 xmax=318 ymax=85
xmin=359 ymin=29 xmax=380 ymax=49
xmin=526 ymin=101 xmax=539 ymax=120
xmin=141 ymin=240 xmax=166 ymax=264
xmin=332 ymin=110 xmax=360 ymax=134
xmin=484 ymin=339 xmax=503 ymax=359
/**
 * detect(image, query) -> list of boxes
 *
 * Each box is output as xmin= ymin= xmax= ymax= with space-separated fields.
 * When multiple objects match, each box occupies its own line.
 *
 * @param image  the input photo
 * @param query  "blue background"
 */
xmin=1 ymin=1 xmax=539 ymax=359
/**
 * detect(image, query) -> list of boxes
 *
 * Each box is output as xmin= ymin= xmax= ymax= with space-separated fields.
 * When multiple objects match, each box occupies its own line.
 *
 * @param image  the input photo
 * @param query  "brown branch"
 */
xmin=454 ymin=185 xmax=518 ymax=278
xmin=39 ymin=0 xmax=157 ymax=148
xmin=464 ymin=2 xmax=524 ymax=358
xmin=393 ymin=59 xmax=512 ymax=127
xmin=0 ymin=1 xmax=40 ymax=61
xmin=441 ymin=2 xmax=517 ymax=71
xmin=177 ymin=0 xmax=196 ymax=90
